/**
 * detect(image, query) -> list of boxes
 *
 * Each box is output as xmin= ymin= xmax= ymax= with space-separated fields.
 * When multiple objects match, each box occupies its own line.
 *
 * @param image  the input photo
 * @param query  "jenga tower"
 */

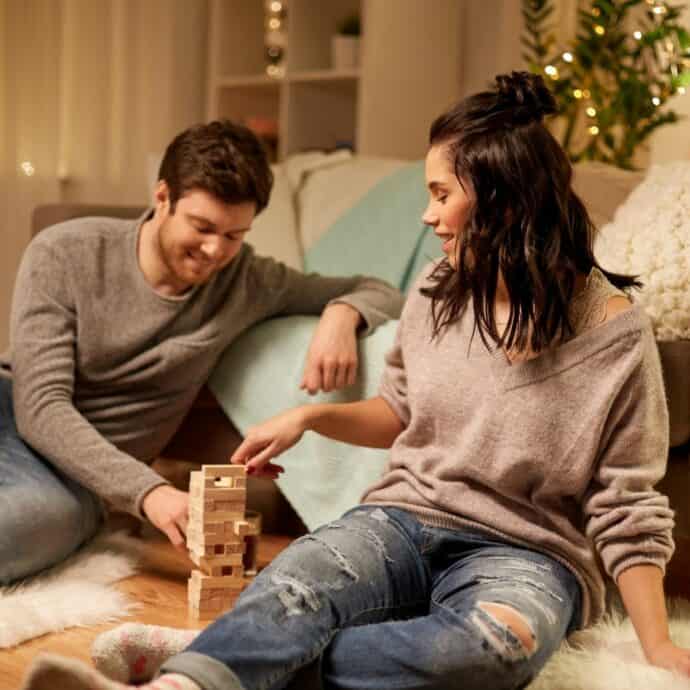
xmin=186 ymin=465 xmax=262 ymax=620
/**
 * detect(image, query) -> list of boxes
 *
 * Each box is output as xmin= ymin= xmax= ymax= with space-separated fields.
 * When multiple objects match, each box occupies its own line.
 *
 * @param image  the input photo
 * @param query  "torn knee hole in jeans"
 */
xmin=470 ymin=602 xmax=537 ymax=662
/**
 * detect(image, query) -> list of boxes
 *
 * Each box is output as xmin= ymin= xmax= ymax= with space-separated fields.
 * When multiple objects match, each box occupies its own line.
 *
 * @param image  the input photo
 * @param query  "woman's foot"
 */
xmin=21 ymin=653 xmax=201 ymax=690
xmin=91 ymin=622 xmax=199 ymax=682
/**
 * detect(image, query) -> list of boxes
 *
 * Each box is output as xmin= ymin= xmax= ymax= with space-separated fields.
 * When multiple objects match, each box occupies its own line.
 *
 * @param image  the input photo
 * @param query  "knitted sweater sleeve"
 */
xmin=583 ymin=327 xmax=675 ymax=582
xmin=244 ymin=248 xmax=404 ymax=336
xmin=10 ymin=239 xmax=167 ymax=517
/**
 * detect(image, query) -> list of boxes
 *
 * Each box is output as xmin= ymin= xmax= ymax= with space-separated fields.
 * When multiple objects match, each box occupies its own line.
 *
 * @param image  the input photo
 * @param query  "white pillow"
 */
xmin=594 ymin=161 xmax=690 ymax=341
xmin=248 ymin=164 xmax=303 ymax=270
xmin=297 ymin=156 xmax=409 ymax=251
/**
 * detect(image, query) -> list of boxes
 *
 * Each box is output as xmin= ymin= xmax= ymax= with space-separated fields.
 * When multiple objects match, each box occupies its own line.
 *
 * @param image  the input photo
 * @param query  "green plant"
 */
xmin=522 ymin=0 xmax=690 ymax=169
xmin=337 ymin=13 xmax=361 ymax=36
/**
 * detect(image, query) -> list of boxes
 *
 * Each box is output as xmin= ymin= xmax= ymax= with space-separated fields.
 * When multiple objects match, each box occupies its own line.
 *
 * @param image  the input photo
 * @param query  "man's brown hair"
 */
xmin=158 ymin=120 xmax=273 ymax=214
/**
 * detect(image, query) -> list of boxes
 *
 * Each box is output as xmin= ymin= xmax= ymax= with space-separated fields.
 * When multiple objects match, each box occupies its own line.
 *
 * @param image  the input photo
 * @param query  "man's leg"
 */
xmin=318 ymin=535 xmax=582 ymax=690
xmin=159 ymin=506 xmax=429 ymax=690
xmin=0 ymin=378 xmax=104 ymax=584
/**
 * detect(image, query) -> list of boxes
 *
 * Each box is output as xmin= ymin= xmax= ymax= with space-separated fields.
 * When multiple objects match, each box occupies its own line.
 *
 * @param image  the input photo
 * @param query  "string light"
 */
xmin=594 ymin=25 xmax=605 ymax=36
xmin=573 ymin=89 xmax=584 ymax=99
xmin=268 ymin=17 xmax=281 ymax=30
xmin=588 ymin=126 xmax=600 ymax=135
xmin=652 ymin=96 xmax=661 ymax=106
xmin=586 ymin=106 xmax=597 ymax=117
xmin=562 ymin=52 xmax=574 ymax=63
xmin=678 ymin=86 xmax=687 ymax=95
xmin=270 ymin=1 xmax=282 ymax=11
xmin=20 ymin=161 xmax=35 ymax=176
xmin=634 ymin=31 xmax=643 ymax=40
xmin=582 ymin=89 xmax=591 ymax=98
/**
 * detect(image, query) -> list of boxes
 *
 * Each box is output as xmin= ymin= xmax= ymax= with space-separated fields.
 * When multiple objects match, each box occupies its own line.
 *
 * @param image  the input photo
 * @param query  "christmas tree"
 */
xmin=522 ymin=0 xmax=690 ymax=168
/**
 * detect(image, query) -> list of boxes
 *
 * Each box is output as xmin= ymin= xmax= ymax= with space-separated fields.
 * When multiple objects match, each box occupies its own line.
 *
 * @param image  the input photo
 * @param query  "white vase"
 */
xmin=331 ymin=35 xmax=360 ymax=70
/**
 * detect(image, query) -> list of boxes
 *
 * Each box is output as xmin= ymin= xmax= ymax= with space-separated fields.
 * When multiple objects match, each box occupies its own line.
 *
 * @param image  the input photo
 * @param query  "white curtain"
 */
xmin=0 ymin=0 xmax=208 ymax=350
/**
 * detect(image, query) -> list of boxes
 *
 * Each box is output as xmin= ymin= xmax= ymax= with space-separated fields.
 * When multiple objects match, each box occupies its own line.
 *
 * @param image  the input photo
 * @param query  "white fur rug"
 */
xmin=0 ymin=531 xmax=141 ymax=648
xmin=528 ymin=598 xmax=690 ymax=690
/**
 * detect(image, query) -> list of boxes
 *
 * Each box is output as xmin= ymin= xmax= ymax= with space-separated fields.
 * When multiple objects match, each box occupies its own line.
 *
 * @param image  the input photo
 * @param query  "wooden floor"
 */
xmin=0 ymin=526 xmax=292 ymax=690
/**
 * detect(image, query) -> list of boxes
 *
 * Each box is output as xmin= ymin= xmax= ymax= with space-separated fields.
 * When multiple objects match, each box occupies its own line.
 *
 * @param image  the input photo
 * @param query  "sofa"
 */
xmin=30 ymin=153 xmax=690 ymax=585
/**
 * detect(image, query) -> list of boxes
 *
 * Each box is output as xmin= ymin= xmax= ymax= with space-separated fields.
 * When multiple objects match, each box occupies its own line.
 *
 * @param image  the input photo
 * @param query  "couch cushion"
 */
xmin=297 ymin=156 xmax=409 ymax=251
xmin=572 ymin=162 xmax=644 ymax=230
xmin=303 ymin=161 xmax=442 ymax=292
xmin=247 ymin=164 xmax=302 ymax=270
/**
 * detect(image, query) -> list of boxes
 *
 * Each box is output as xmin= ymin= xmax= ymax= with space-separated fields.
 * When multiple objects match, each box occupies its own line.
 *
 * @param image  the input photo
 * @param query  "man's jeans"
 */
xmin=162 ymin=505 xmax=582 ymax=690
xmin=0 ymin=377 xmax=103 ymax=584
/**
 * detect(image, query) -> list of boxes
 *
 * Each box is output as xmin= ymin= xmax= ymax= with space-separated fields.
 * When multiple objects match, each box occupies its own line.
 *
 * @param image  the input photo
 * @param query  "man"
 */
xmin=0 ymin=120 xmax=403 ymax=583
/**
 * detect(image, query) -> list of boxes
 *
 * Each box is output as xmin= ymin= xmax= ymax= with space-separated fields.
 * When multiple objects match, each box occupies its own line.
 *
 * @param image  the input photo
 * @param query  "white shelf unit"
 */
xmin=207 ymin=0 xmax=361 ymax=160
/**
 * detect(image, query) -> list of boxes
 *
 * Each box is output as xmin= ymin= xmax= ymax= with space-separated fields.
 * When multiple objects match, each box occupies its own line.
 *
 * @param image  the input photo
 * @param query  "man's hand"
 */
xmin=141 ymin=485 xmax=189 ymax=551
xmin=301 ymin=303 xmax=362 ymax=395
xmin=230 ymin=407 xmax=308 ymax=478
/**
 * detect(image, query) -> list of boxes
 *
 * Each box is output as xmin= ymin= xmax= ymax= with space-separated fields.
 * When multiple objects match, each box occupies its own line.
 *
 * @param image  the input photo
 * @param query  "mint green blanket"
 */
xmin=209 ymin=162 xmax=440 ymax=529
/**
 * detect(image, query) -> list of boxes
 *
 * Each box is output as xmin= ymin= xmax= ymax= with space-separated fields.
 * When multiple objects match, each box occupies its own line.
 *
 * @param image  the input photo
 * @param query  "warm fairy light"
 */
xmin=592 ymin=7 xmax=601 ymax=16
xmin=545 ymin=65 xmax=557 ymax=76
xmin=573 ymin=89 xmax=584 ymax=99
xmin=583 ymin=89 xmax=591 ymax=98
xmin=562 ymin=52 xmax=574 ymax=63
xmin=588 ymin=125 xmax=600 ymax=135
xmin=586 ymin=106 xmax=597 ymax=117
xmin=20 ymin=161 xmax=35 ymax=176
xmin=634 ymin=31 xmax=643 ymax=40
xmin=270 ymin=1 xmax=282 ymax=11
xmin=595 ymin=25 xmax=605 ymax=36
xmin=652 ymin=96 xmax=661 ymax=106
xmin=678 ymin=86 xmax=687 ymax=95
xmin=652 ymin=5 xmax=667 ymax=15
xmin=268 ymin=17 xmax=281 ymax=29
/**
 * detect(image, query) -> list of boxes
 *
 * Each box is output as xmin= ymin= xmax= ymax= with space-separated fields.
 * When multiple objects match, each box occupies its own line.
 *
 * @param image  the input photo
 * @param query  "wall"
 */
xmin=0 ymin=0 xmax=208 ymax=350
xmin=1 ymin=0 xmax=689 ymax=350
xmin=357 ymin=0 xmax=464 ymax=159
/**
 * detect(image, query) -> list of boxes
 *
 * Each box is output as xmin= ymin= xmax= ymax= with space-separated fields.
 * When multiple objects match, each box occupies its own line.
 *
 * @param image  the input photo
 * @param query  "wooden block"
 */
xmin=245 ymin=510 xmax=262 ymax=535
xmin=202 ymin=465 xmax=245 ymax=478
xmin=198 ymin=575 xmax=245 ymax=589
xmin=203 ymin=488 xmax=247 ymax=501
xmin=199 ymin=555 xmax=246 ymax=571
xmin=202 ymin=510 xmax=249 ymax=522
xmin=234 ymin=520 xmax=251 ymax=538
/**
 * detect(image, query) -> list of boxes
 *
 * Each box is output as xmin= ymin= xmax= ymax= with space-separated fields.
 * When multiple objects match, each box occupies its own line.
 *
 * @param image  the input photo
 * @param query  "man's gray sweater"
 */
xmin=1 ymin=215 xmax=403 ymax=516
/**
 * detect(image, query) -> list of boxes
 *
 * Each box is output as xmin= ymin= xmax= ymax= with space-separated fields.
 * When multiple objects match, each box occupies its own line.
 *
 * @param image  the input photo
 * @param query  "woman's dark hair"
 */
xmin=158 ymin=119 xmax=273 ymax=214
xmin=422 ymin=71 xmax=640 ymax=353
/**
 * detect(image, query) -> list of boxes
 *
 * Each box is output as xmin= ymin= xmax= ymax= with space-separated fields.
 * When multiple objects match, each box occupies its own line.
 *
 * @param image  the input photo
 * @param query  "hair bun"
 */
xmin=495 ymin=71 xmax=557 ymax=123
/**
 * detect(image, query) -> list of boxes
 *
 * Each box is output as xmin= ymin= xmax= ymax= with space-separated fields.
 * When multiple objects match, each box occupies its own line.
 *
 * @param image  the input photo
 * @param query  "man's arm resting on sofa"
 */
xmin=230 ymin=396 xmax=404 ymax=478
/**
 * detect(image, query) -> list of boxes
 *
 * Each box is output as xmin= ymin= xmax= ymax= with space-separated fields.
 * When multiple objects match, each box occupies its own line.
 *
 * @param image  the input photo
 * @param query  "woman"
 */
xmin=22 ymin=71 xmax=690 ymax=690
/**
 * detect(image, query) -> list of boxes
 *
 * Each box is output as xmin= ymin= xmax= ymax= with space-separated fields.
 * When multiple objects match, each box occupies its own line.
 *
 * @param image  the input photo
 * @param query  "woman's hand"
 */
xmin=300 ymin=303 xmax=361 ymax=394
xmin=230 ymin=407 xmax=309 ymax=478
xmin=646 ymin=639 xmax=690 ymax=676
xmin=141 ymin=485 xmax=189 ymax=551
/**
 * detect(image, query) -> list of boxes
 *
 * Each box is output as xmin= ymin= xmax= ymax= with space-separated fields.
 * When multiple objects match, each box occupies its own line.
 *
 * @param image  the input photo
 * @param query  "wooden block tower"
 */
xmin=186 ymin=464 xmax=262 ymax=620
